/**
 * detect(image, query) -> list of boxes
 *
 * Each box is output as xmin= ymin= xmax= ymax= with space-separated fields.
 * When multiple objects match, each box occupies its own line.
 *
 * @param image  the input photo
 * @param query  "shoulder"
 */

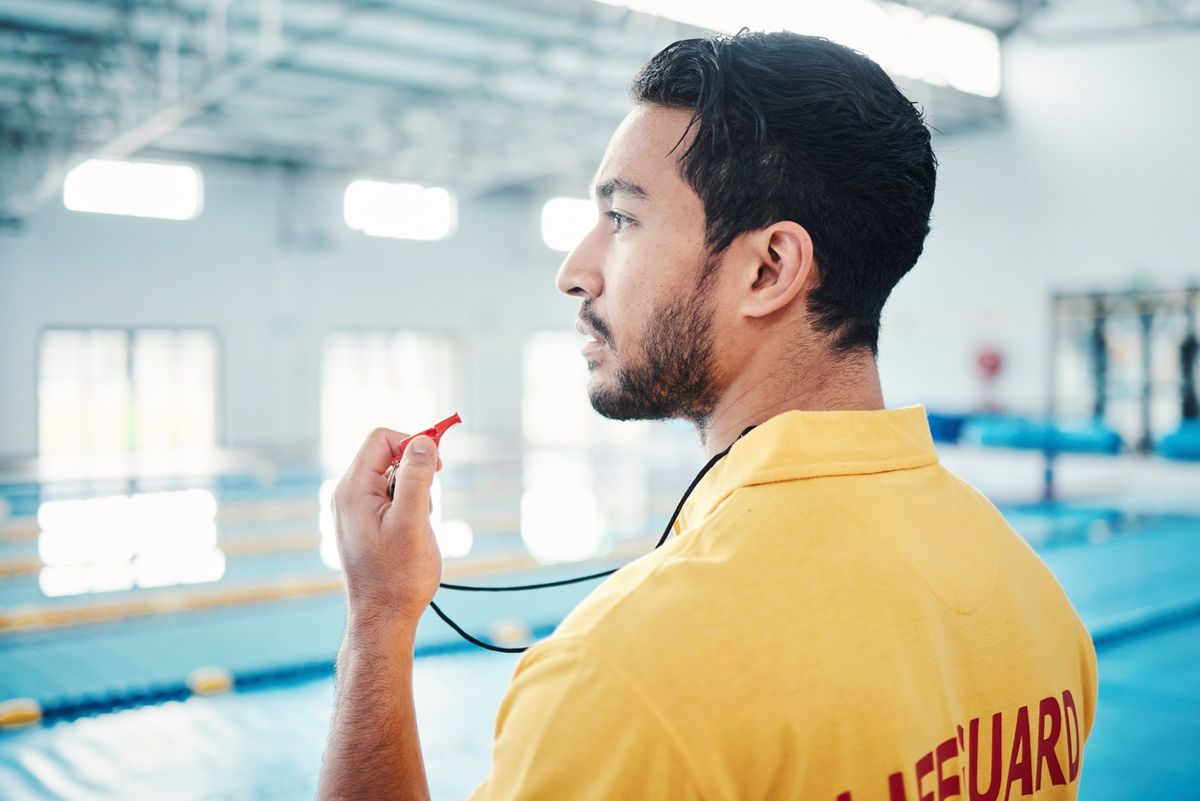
xmin=476 ymin=633 xmax=707 ymax=801
xmin=545 ymin=483 xmax=815 ymax=661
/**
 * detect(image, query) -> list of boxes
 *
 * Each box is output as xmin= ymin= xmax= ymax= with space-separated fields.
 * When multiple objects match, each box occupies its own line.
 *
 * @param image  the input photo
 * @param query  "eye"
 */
xmin=604 ymin=210 xmax=633 ymax=233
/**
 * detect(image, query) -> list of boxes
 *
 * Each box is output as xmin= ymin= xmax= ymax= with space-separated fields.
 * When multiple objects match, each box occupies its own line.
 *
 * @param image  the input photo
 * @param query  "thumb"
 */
xmin=390 ymin=435 xmax=438 ymax=510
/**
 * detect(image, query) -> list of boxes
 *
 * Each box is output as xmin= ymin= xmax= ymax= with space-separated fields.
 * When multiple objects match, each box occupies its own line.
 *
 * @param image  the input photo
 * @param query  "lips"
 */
xmin=575 ymin=317 xmax=605 ymax=345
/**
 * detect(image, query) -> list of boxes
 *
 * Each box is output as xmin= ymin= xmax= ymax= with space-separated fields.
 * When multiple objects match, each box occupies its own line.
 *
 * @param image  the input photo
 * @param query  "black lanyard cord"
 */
xmin=428 ymin=425 xmax=757 ymax=653
xmin=428 ymin=600 xmax=529 ymax=654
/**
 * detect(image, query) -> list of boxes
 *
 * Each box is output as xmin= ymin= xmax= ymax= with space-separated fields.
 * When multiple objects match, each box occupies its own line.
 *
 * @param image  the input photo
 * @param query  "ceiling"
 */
xmin=0 ymin=0 xmax=1128 ymax=228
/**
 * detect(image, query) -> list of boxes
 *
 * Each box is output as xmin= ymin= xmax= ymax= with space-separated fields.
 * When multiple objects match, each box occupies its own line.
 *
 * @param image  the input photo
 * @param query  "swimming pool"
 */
xmin=2 ymin=498 xmax=1198 ymax=800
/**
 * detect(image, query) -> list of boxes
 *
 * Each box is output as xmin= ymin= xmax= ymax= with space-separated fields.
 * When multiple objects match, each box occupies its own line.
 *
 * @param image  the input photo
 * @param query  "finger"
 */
xmin=348 ymin=427 xmax=411 ymax=478
xmin=390 ymin=435 xmax=438 ymax=512
xmin=385 ymin=449 xmax=440 ymax=499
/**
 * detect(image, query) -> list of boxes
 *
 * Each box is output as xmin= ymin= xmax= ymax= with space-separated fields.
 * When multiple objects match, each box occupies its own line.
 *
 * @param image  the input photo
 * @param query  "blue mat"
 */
xmin=925 ymin=411 xmax=969 ymax=444
xmin=1160 ymin=420 xmax=1200 ymax=461
xmin=964 ymin=416 xmax=1124 ymax=454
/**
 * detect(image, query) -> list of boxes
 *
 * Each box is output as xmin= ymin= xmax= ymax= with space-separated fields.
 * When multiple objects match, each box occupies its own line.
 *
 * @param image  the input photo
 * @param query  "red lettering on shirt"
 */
xmin=968 ymin=713 xmax=1002 ymax=801
xmin=1035 ymin=695 xmax=1067 ymax=789
xmin=1003 ymin=705 xmax=1032 ymax=801
xmin=850 ymin=689 xmax=1085 ymax=800
xmin=957 ymin=724 xmax=967 ymax=793
xmin=935 ymin=736 xmax=961 ymax=800
xmin=916 ymin=750 xmax=936 ymax=801
xmin=1063 ymin=690 xmax=1081 ymax=781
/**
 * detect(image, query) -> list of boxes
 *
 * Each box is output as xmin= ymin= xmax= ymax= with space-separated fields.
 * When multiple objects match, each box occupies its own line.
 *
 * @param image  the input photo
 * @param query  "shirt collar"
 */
xmin=678 ymin=404 xmax=938 ymax=530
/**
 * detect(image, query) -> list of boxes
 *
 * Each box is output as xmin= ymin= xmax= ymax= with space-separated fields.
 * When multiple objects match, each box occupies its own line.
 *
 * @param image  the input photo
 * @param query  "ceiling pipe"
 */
xmin=206 ymin=0 xmax=232 ymax=68
xmin=159 ymin=11 xmax=181 ymax=103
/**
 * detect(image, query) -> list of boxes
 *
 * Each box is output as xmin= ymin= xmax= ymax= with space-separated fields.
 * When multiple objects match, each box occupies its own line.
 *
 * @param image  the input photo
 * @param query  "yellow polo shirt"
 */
xmin=467 ymin=405 xmax=1098 ymax=800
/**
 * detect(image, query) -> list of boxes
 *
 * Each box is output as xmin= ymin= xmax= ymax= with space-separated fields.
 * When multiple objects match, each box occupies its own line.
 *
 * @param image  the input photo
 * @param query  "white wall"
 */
xmin=881 ymin=20 xmax=1200 ymax=418
xmin=3 ymin=16 xmax=1198 ymax=460
xmin=0 ymin=164 xmax=574 ymax=460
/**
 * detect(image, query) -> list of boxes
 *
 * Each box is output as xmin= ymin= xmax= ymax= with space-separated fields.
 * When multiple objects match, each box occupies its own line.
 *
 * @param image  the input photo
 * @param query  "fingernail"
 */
xmin=408 ymin=436 xmax=435 ymax=457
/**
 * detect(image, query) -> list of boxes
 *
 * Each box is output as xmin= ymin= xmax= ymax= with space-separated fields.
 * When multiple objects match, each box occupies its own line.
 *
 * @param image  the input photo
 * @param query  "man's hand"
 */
xmin=318 ymin=428 xmax=443 ymax=801
xmin=332 ymin=428 xmax=444 ymax=628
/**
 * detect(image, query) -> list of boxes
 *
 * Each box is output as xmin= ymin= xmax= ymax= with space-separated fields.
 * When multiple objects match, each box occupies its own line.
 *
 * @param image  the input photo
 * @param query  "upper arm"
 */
xmin=466 ymin=638 xmax=704 ymax=801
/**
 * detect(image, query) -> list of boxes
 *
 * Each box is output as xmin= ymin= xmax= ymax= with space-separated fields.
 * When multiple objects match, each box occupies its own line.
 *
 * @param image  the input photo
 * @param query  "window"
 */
xmin=63 ymin=158 xmax=203 ymax=220
xmin=132 ymin=331 xmax=218 ymax=452
xmin=520 ymin=332 xmax=664 ymax=563
xmin=320 ymin=330 xmax=463 ymax=470
xmin=36 ymin=329 xmax=222 ymax=597
xmin=319 ymin=331 xmax=468 ymax=568
xmin=38 ymin=330 xmax=130 ymax=456
xmin=343 ymin=179 xmax=456 ymax=240
xmin=38 ymin=329 xmax=218 ymax=458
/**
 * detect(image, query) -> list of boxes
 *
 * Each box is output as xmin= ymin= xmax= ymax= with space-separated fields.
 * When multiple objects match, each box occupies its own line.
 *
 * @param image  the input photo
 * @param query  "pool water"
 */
xmin=2 ymin=500 xmax=1198 ymax=800
xmin=0 ymin=649 xmax=522 ymax=801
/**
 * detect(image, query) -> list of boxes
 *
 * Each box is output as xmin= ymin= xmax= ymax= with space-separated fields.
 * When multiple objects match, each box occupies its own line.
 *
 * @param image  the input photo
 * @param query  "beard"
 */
xmin=584 ymin=256 xmax=723 ymax=427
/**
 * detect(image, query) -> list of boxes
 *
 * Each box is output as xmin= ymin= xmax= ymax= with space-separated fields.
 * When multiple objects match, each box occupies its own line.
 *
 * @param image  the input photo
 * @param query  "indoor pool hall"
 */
xmin=1 ymin=0 xmax=1198 ymax=799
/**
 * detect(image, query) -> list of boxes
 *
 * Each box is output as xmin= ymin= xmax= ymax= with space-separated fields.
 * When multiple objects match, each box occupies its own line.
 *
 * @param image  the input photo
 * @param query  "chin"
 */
xmin=584 ymin=364 xmax=611 ymax=396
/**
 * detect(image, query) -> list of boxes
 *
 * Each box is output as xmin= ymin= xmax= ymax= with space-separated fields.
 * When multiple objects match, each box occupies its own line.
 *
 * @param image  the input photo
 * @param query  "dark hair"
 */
xmin=629 ymin=30 xmax=936 ymax=355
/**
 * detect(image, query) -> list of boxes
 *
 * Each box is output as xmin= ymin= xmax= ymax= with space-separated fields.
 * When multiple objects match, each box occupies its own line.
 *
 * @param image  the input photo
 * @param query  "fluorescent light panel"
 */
xmin=63 ymin=158 xmax=203 ymax=220
xmin=596 ymin=0 xmax=1001 ymax=97
xmin=343 ymin=179 xmax=456 ymax=240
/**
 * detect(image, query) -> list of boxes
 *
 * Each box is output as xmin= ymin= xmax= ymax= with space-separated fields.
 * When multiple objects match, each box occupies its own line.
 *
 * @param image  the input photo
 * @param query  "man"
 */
xmin=318 ymin=30 xmax=1098 ymax=800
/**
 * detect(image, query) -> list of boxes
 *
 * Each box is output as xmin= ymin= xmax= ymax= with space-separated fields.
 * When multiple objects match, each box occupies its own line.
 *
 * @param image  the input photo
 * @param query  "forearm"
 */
xmin=317 ymin=617 xmax=431 ymax=801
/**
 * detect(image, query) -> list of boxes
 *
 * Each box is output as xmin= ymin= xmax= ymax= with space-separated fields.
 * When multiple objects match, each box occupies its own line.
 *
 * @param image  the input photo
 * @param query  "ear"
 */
xmin=737 ymin=221 xmax=815 ymax=319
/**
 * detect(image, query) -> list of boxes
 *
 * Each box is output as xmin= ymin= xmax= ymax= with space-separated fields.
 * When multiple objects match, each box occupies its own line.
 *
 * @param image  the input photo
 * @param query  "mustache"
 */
xmin=579 ymin=301 xmax=613 ymax=344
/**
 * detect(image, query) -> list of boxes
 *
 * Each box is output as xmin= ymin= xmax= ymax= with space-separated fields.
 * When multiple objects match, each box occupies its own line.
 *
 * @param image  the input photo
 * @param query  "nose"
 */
xmin=554 ymin=226 xmax=604 ymax=300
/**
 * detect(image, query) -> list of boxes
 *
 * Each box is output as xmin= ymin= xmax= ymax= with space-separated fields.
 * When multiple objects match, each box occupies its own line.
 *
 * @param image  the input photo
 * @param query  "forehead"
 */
xmin=590 ymin=104 xmax=697 ymax=202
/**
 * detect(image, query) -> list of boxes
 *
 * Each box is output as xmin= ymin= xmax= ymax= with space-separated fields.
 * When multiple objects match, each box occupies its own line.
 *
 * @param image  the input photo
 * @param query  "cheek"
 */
xmin=605 ymin=270 xmax=651 ymax=351
xmin=603 ymin=238 xmax=682 ymax=349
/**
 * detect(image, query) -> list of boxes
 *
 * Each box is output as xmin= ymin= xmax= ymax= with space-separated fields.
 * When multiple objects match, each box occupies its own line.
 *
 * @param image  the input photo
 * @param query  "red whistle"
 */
xmin=385 ymin=412 xmax=462 ymax=498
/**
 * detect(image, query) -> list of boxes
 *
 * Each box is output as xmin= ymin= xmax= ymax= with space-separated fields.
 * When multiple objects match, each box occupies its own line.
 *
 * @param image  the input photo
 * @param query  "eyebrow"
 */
xmin=589 ymin=176 xmax=649 ymax=203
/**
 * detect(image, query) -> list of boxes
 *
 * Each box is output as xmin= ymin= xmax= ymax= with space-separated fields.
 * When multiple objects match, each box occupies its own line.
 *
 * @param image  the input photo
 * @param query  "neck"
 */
xmin=696 ymin=345 xmax=885 ymax=457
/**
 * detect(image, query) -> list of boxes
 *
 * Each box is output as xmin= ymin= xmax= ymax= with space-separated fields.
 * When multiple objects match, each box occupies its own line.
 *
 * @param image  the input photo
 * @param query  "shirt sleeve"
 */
xmin=465 ymin=635 xmax=704 ymax=801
